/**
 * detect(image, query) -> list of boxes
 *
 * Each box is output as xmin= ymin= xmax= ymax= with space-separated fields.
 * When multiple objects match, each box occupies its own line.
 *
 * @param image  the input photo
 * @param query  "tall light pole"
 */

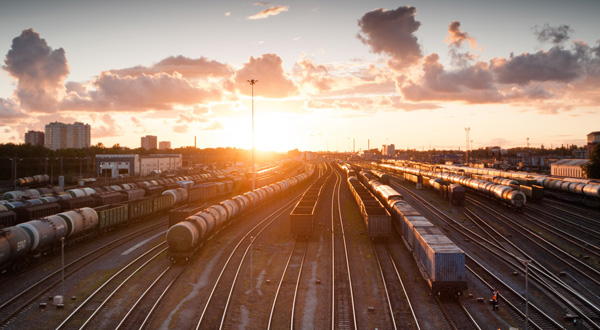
xmin=465 ymin=127 xmax=470 ymax=164
xmin=248 ymin=79 xmax=258 ymax=190
xmin=521 ymin=259 xmax=532 ymax=330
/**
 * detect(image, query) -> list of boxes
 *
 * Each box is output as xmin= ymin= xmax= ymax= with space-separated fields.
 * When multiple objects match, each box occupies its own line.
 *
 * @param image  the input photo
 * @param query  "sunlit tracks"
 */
xmin=55 ymin=242 xmax=168 ymax=329
xmin=466 ymin=258 xmax=563 ymax=330
xmin=372 ymin=241 xmax=420 ymax=330
xmin=391 ymin=174 xmax=599 ymax=329
xmin=194 ymin=192 xmax=304 ymax=329
xmin=0 ymin=220 xmax=166 ymax=327
xmin=266 ymin=239 xmax=308 ymax=329
xmin=330 ymin=165 xmax=357 ymax=330
xmin=435 ymin=296 xmax=480 ymax=330
xmin=115 ymin=263 xmax=186 ymax=330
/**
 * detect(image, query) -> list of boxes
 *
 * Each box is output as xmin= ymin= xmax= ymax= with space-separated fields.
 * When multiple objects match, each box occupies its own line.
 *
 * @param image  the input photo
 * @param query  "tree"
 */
xmin=582 ymin=144 xmax=600 ymax=179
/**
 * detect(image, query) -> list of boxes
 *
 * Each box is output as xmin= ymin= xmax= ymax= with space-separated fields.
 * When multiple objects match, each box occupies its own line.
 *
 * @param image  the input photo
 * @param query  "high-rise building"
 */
xmin=24 ymin=130 xmax=44 ymax=146
xmin=159 ymin=141 xmax=171 ymax=150
xmin=45 ymin=122 xmax=91 ymax=150
xmin=382 ymin=144 xmax=395 ymax=157
xmin=141 ymin=135 xmax=158 ymax=150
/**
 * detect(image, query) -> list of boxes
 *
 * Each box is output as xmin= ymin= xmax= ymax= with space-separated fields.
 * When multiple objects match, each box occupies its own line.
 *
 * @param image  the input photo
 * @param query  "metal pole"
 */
xmin=250 ymin=236 xmax=254 ymax=296
xmin=61 ymin=237 xmax=65 ymax=298
xmin=522 ymin=259 xmax=531 ymax=330
xmin=248 ymin=79 xmax=258 ymax=190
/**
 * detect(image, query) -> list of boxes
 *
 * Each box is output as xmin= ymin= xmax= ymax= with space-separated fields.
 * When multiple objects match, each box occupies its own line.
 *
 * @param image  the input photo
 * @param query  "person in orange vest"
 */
xmin=492 ymin=290 xmax=499 ymax=310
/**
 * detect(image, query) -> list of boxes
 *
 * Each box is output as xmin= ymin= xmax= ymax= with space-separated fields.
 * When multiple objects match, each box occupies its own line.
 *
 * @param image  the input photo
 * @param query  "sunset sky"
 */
xmin=1 ymin=0 xmax=599 ymax=152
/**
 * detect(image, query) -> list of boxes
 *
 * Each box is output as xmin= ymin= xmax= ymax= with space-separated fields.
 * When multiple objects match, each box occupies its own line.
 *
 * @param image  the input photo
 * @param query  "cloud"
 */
xmin=3 ymin=28 xmax=69 ymax=112
xmin=0 ymin=98 xmax=26 ymax=123
xmin=247 ymin=5 xmax=289 ymax=20
xmin=534 ymin=24 xmax=573 ymax=44
xmin=357 ymin=6 xmax=423 ymax=70
xmin=293 ymin=57 xmax=335 ymax=94
xmin=401 ymin=53 xmax=503 ymax=103
xmin=62 ymin=71 xmax=223 ymax=111
xmin=93 ymin=114 xmax=121 ymax=138
xmin=173 ymin=124 xmax=189 ymax=133
xmin=305 ymin=95 xmax=439 ymax=113
xmin=445 ymin=21 xmax=477 ymax=49
xmin=109 ymin=55 xmax=233 ymax=78
xmin=234 ymin=54 xmax=297 ymax=98
xmin=491 ymin=46 xmax=584 ymax=85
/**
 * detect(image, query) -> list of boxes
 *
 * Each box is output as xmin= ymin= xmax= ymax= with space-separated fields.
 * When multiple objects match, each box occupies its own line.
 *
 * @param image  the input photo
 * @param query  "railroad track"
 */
xmin=466 ymin=257 xmax=564 ymax=330
xmin=267 ymin=164 xmax=333 ymax=329
xmin=542 ymin=198 xmax=600 ymax=221
xmin=193 ymin=189 xmax=307 ymax=329
xmin=372 ymin=242 xmax=421 ymax=329
xmin=467 ymin=197 xmax=600 ymax=328
xmin=330 ymin=165 xmax=357 ymax=330
xmin=525 ymin=204 xmax=600 ymax=249
xmin=266 ymin=239 xmax=308 ymax=329
xmin=435 ymin=296 xmax=480 ymax=330
xmin=114 ymin=263 xmax=187 ymax=330
xmin=0 ymin=220 xmax=167 ymax=328
xmin=387 ymin=179 xmax=569 ymax=329
xmin=55 ymin=242 xmax=168 ymax=329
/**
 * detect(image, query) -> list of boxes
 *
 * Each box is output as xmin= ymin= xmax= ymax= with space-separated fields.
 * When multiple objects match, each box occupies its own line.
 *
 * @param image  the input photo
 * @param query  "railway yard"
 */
xmin=1 ymin=161 xmax=599 ymax=329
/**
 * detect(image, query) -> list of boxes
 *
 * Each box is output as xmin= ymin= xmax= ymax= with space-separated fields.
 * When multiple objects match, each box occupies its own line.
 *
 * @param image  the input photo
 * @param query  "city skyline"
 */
xmin=1 ymin=0 xmax=600 ymax=152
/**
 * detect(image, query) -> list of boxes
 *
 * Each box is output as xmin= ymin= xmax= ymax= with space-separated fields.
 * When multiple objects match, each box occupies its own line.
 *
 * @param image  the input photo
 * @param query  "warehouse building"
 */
xmin=96 ymin=154 xmax=182 ymax=178
xmin=550 ymin=159 xmax=589 ymax=178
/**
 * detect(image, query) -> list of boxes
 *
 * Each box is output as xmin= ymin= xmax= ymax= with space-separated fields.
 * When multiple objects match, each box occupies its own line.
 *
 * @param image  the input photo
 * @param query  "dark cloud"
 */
xmin=357 ymin=6 xmax=423 ymax=70
xmin=491 ymin=46 xmax=584 ymax=85
xmin=109 ymin=55 xmax=233 ymax=78
xmin=3 ymin=29 xmax=69 ymax=112
xmin=234 ymin=54 xmax=297 ymax=98
xmin=401 ymin=53 xmax=503 ymax=103
xmin=534 ymin=24 xmax=573 ymax=44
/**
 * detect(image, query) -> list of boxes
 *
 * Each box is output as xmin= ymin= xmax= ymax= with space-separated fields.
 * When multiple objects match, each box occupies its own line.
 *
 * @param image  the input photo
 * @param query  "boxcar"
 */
xmin=0 ymin=211 xmax=18 ymax=228
xmin=95 ymin=204 xmax=129 ymax=232
xmin=14 ymin=203 xmax=61 ymax=224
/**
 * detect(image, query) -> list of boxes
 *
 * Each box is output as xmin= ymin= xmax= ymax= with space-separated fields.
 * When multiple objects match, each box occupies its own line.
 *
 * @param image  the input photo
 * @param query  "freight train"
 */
xmin=377 ymin=163 xmax=527 ymax=210
xmin=347 ymin=164 xmax=467 ymax=295
xmin=395 ymin=161 xmax=600 ymax=201
xmin=166 ymin=166 xmax=315 ymax=262
xmin=427 ymin=178 xmax=466 ymax=206
xmin=0 ymin=165 xmax=294 ymax=272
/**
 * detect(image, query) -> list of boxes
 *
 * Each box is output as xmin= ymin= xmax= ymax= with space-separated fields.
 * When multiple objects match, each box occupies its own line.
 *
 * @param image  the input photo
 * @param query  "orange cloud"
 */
xmin=247 ymin=5 xmax=289 ymax=20
xmin=62 ymin=71 xmax=223 ymax=111
xmin=445 ymin=21 xmax=477 ymax=49
xmin=109 ymin=55 xmax=233 ymax=79
xmin=234 ymin=54 xmax=297 ymax=98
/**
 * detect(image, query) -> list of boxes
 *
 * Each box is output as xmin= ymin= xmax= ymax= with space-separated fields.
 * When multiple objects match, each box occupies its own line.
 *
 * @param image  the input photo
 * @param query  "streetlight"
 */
xmin=521 ymin=259 xmax=532 ymax=330
xmin=247 ymin=79 xmax=258 ymax=190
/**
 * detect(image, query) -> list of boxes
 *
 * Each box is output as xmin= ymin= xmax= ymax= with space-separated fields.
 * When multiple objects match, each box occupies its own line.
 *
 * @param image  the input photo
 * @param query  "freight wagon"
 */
xmin=347 ymin=177 xmax=391 ymax=239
